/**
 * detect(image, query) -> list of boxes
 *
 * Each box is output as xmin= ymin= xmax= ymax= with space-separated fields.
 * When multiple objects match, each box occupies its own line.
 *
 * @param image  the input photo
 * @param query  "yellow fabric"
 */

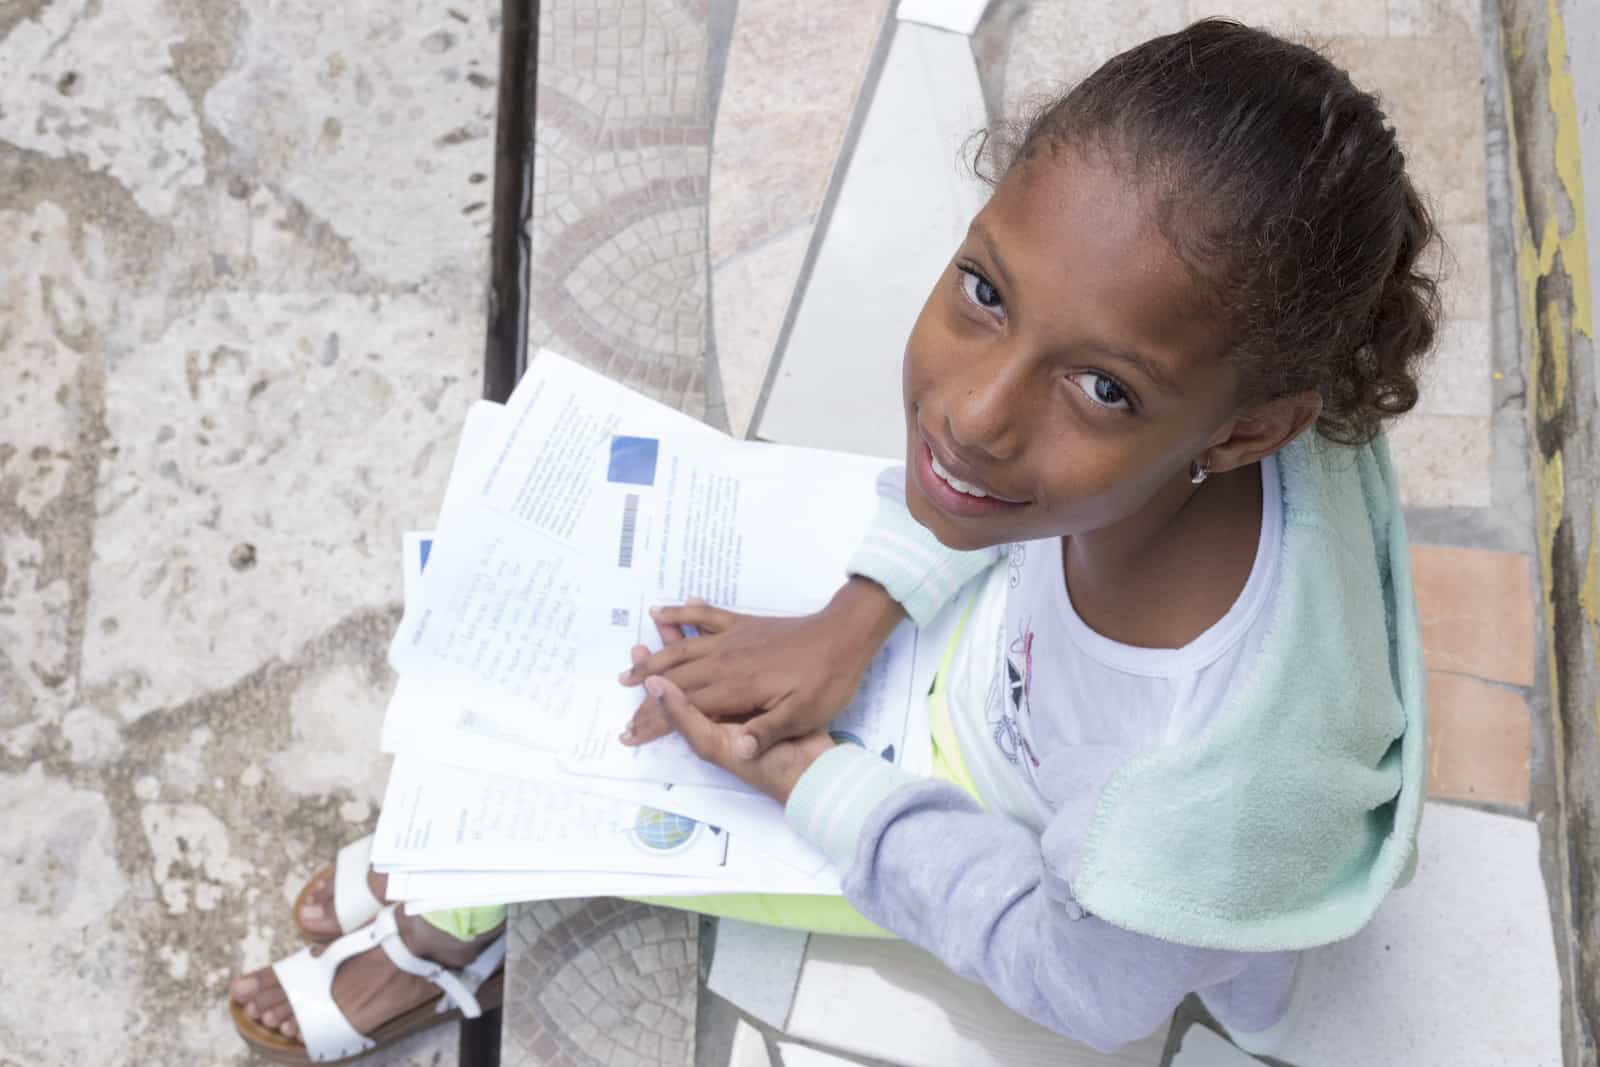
xmin=420 ymin=902 xmax=509 ymax=940
xmin=423 ymin=597 xmax=980 ymax=941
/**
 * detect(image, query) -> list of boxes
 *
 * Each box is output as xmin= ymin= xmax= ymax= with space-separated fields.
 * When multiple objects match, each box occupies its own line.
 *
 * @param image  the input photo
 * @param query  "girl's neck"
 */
xmin=1062 ymin=463 xmax=1264 ymax=650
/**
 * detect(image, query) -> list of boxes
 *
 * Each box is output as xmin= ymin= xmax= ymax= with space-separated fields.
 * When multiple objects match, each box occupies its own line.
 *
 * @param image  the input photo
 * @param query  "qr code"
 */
xmin=611 ymin=608 xmax=630 ymax=627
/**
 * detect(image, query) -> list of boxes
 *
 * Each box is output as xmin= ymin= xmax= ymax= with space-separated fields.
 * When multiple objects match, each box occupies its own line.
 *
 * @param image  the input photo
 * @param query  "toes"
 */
xmin=282 ymin=1019 xmax=298 ymax=1040
xmin=300 ymin=901 xmax=326 ymax=922
xmin=230 ymin=975 xmax=258 ymax=1002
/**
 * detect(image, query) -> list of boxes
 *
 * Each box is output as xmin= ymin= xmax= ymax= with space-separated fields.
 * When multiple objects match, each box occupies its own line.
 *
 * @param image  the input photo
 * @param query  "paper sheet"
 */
xmin=387 ymin=351 xmax=914 ymax=791
xmin=376 ymin=349 xmax=940 ymax=901
xmin=371 ymin=756 xmax=721 ymax=869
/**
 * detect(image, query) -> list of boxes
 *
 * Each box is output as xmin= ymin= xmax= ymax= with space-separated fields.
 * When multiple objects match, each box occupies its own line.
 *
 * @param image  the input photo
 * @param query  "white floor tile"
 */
xmin=1170 ymin=1025 xmax=1262 ymax=1066
xmin=1412 ymin=317 xmax=1492 ymax=417
xmin=1388 ymin=412 xmax=1492 ymax=508
xmin=707 ymin=919 xmax=810 ymax=1030
xmin=897 ymin=0 xmax=991 ymax=35
xmin=712 ymin=225 xmax=812 ymax=437
xmin=786 ymin=936 xmax=1166 ymax=1066
xmin=755 ymin=21 xmax=990 ymax=458
xmin=778 ymin=1042 xmax=874 ymax=1067
xmin=730 ymin=1019 xmax=776 ymax=1067
xmin=1260 ymin=802 xmax=1561 ymax=1066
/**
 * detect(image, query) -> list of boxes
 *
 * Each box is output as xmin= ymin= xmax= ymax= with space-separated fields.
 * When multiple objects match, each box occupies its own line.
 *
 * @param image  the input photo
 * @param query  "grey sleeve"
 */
xmin=841 ymin=777 xmax=1264 ymax=1052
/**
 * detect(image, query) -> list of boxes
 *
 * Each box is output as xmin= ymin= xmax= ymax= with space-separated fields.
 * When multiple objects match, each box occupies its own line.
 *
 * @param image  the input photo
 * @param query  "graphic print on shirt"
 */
xmin=988 ymin=616 xmax=1041 ymax=771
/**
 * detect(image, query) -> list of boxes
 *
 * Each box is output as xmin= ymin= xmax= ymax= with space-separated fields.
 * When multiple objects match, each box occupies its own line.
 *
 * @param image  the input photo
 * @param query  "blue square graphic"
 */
xmin=607 ymin=435 xmax=660 ymax=486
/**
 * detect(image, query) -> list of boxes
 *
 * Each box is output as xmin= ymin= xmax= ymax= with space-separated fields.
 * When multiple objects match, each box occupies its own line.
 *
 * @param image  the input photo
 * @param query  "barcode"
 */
xmin=618 ymin=492 xmax=639 ymax=568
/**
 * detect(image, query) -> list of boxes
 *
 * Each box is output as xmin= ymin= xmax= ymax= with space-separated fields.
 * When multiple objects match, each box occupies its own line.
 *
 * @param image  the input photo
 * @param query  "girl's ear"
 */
xmin=1205 ymin=391 xmax=1323 ymax=474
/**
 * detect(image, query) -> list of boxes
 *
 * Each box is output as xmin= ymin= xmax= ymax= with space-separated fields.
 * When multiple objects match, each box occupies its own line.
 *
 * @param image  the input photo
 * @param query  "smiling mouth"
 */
xmin=929 ymin=451 xmax=1003 ymax=499
xmin=916 ymin=437 xmax=1028 ymax=516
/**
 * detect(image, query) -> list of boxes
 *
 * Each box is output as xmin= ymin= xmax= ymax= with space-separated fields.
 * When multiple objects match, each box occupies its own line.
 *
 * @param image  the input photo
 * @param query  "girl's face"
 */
xmin=902 ymin=147 xmax=1244 ymax=550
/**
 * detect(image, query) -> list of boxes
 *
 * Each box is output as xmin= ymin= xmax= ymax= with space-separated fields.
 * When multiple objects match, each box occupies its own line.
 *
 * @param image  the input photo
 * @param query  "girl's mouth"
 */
xmin=913 ymin=441 xmax=1028 ymax=518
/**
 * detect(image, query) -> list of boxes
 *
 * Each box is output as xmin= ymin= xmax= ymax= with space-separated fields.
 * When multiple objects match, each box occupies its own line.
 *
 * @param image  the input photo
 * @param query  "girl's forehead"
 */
xmin=982 ymin=151 xmax=1228 ymax=368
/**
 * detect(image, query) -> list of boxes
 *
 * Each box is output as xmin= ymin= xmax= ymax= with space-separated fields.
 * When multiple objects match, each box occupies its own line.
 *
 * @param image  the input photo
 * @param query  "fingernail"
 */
xmin=619 ymin=727 xmax=633 ymax=742
xmin=649 ymin=606 xmax=661 ymax=618
xmin=735 ymin=736 xmax=758 ymax=760
xmin=645 ymin=677 xmax=664 ymax=697
xmin=618 ymin=670 xmax=633 ymax=684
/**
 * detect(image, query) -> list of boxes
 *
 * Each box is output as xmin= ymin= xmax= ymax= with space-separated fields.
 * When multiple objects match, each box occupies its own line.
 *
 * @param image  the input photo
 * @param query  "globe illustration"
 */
xmin=634 ymin=807 xmax=699 ymax=853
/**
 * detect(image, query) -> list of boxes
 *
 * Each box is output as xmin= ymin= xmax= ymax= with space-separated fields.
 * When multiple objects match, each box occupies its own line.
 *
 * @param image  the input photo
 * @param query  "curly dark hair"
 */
xmin=972 ymin=19 xmax=1440 ymax=445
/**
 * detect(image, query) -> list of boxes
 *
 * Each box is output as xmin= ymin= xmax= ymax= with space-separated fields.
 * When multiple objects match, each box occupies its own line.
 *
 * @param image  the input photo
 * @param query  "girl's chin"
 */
xmin=904 ymin=492 xmax=1018 ymax=552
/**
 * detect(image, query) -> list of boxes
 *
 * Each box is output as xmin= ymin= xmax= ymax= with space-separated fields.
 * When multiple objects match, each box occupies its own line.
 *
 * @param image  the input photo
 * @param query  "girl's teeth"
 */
xmin=930 ymin=453 xmax=990 ymax=498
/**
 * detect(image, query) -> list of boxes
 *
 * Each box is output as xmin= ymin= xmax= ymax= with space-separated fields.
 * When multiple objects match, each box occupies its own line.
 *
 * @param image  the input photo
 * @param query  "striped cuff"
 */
xmin=785 ymin=744 xmax=921 ymax=873
xmin=847 ymin=468 xmax=998 ymax=627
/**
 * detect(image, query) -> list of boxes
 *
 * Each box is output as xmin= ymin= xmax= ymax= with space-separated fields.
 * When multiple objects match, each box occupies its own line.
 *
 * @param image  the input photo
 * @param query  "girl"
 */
xmin=232 ymin=19 xmax=1432 ymax=1061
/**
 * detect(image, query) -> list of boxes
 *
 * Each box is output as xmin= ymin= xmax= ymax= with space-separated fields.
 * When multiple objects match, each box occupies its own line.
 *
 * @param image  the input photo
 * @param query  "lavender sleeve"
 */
xmin=787 ymin=746 xmax=1268 ymax=1052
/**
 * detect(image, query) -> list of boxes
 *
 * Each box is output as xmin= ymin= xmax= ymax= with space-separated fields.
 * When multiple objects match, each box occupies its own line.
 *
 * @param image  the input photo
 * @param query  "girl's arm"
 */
xmin=787 ymin=748 xmax=1267 ymax=1052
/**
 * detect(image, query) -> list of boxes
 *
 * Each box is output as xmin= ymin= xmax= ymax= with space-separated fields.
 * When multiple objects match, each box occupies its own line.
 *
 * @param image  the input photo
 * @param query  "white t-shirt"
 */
xmin=946 ymin=457 xmax=1284 ymax=833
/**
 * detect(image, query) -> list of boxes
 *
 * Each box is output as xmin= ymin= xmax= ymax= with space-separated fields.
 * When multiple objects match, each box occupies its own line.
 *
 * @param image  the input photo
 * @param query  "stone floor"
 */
xmin=0 ymin=0 xmax=1571 ymax=1066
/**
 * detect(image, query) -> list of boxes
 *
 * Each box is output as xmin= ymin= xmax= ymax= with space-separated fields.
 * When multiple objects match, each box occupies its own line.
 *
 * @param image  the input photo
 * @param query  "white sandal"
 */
xmin=230 ymin=904 xmax=506 ymax=1065
xmin=293 ymin=835 xmax=383 ymax=942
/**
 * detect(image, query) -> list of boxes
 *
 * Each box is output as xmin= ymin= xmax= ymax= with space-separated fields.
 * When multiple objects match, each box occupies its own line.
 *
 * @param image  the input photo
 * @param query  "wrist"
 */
xmin=824 ymin=576 xmax=905 ymax=649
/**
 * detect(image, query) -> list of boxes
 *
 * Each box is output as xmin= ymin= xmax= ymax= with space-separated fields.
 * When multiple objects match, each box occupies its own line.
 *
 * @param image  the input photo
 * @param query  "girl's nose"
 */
xmin=946 ymin=367 xmax=1023 ymax=462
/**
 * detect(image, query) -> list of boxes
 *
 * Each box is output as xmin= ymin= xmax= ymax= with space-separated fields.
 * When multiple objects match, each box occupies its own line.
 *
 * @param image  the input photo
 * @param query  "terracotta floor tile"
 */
xmin=1425 ymin=672 xmax=1531 ymax=808
xmin=1411 ymin=545 xmax=1536 ymax=686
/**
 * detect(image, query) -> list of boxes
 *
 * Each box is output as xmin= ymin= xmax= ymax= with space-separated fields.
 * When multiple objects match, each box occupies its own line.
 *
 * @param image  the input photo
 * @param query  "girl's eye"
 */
xmin=1069 ymin=372 xmax=1134 ymax=412
xmin=958 ymin=266 xmax=1005 ymax=318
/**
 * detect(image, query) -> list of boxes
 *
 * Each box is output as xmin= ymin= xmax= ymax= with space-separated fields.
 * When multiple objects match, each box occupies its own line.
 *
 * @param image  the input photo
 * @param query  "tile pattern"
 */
xmin=1410 ymin=544 xmax=1538 ymax=811
xmin=1411 ymin=544 xmax=1537 ymax=687
xmin=527 ymin=0 xmax=713 ymax=418
xmin=1425 ymin=671 xmax=1532 ymax=808
xmin=502 ymin=898 xmax=698 ymax=1067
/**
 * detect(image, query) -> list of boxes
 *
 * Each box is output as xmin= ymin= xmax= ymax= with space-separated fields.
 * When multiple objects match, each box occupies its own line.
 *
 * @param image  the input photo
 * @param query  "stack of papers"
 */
xmin=374 ymin=351 xmax=950 ymax=911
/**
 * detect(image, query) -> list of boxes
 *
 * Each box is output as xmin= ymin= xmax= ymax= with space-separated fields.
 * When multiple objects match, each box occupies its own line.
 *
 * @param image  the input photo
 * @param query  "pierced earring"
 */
xmin=1189 ymin=457 xmax=1210 ymax=485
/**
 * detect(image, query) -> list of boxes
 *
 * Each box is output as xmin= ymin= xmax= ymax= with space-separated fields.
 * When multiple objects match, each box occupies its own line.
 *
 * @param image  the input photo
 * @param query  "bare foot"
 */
xmin=297 ymin=863 xmax=389 ymax=940
xmin=230 ymin=909 xmax=503 ymax=1042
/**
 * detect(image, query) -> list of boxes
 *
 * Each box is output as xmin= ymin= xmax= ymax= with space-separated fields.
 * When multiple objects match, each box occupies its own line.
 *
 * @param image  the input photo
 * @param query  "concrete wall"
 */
xmin=1506 ymin=2 xmax=1600 ymax=1065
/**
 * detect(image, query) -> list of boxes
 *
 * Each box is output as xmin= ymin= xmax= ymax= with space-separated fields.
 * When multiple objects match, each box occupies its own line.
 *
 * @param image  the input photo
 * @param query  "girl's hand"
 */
xmin=618 ymin=577 xmax=905 ymax=759
xmin=645 ymin=676 xmax=834 ymax=804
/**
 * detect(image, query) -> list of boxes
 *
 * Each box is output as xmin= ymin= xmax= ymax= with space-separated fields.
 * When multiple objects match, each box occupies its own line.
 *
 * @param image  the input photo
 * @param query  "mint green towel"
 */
xmin=1070 ymin=434 xmax=1426 ymax=950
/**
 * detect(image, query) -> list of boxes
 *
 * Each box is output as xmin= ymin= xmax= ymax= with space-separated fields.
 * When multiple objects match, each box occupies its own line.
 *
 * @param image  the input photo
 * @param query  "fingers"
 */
xmin=617 ymin=633 xmax=717 ymax=685
xmin=653 ymin=613 xmax=688 ymax=645
xmin=647 ymin=676 xmax=735 ymax=765
xmin=620 ymin=698 xmax=671 ymax=745
xmin=650 ymin=601 xmax=739 ymax=635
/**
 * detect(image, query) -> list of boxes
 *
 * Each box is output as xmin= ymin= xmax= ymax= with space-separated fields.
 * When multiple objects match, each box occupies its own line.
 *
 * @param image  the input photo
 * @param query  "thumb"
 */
xmin=735 ymin=704 xmax=798 ymax=761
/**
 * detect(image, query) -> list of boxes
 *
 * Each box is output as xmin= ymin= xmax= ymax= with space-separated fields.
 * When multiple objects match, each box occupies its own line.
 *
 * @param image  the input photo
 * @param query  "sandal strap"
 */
xmin=271 ymin=930 xmax=384 ymax=1063
xmin=375 ymin=906 xmax=503 ymax=1020
xmin=333 ymin=834 xmax=381 ymax=933
xmin=268 ymin=904 xmax=503 ymax=1062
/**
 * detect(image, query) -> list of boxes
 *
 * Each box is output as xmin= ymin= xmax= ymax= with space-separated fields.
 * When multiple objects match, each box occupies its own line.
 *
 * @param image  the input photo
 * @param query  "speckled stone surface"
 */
xmin=0 ymin=0 xmax=495 ymax=1062
xmin=502 ymin=899 xmax=698 ymax=1067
